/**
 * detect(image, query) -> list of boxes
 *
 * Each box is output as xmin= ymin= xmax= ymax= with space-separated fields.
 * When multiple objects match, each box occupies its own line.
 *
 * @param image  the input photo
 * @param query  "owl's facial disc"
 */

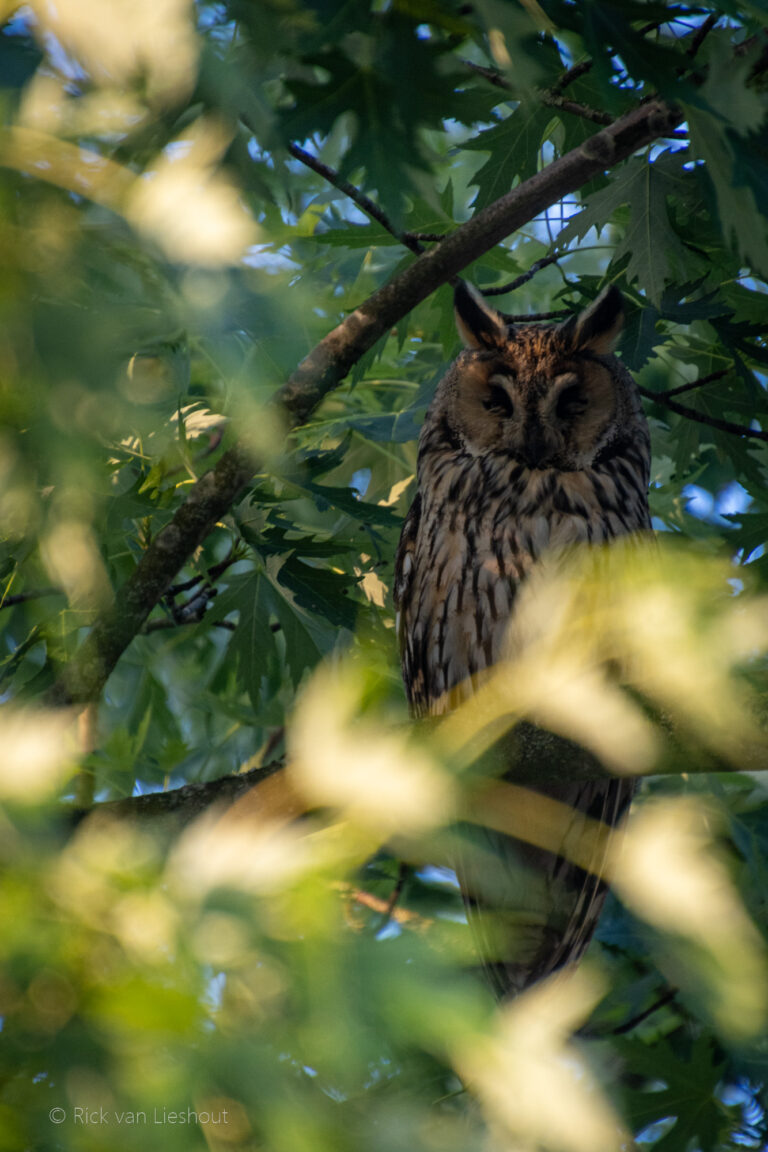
xmin=449 ymin=349 xmax=619 ymax=470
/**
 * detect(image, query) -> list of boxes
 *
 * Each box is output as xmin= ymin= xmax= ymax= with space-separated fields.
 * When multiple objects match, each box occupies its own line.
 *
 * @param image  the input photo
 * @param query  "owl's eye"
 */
xmin=483 ymin=383 xmax=514 ymax=417
xmin=556 ymin=383 xmax=588 ymax=420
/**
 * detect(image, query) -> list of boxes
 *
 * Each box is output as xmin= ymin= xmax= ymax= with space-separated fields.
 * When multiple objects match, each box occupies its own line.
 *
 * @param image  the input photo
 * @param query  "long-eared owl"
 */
xmin=394 ymin=281 xmax=651 ymax=997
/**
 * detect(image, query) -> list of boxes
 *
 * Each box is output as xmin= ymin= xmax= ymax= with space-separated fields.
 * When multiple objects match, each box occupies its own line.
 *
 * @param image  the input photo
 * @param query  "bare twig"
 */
xmin=376 ymin=862 xmax=411 ymax=934
xmin=653 ymin=368 xmax=730 ymax=399
xmin=1 ymin=587 xmax=63 ymax=609
xmin=612 ymin=988 xmax=678 ymax=1035
xmin=503 ymin=309 xmax=571 ymax=322
xmin=167 ymin=557 xmax=237 ymax=599
xmin=639 ymin=386 xmax=768 ymax=441
xmin=408 ymin=231 xmax=448 ymax=242
xmin=259 ymin=726 xmax=286 ymax=766
xmin=552 ymin=59 xmax=593 ymax=94
xmin=165 ymin=573 xmax=204 ymax=597
xmin=687 ymin=12 xmax=718 ymax=57
xmin=460 ymin=58 xmax=510 ymax=90
xmin=49 ymin=99 xmax=684 ymax=708
xmin=142 ymin=617 xmax=237 ymax=634
xmin=543 ymin=93 xmax=613 ymax=126
xmin=288 ymin=142 xmax=426 ymax=256
xmin=461 ymin=58 xmax=612 ymax=124
xmin=47 ymin=445 xmax=255 ymax=707
xmin=483 ymin=253 xmax=562 ymax=296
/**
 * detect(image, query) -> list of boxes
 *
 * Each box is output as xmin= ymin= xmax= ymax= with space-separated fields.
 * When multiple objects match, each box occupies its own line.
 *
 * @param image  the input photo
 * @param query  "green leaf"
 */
xmin=582 ymin=1 xmax=699 ymax=101
xmin=720 ymin=512 xmax=768 ymax=560
xmin=464 ymin=99 xmax=555 ymax=211
xmin=684 ymin=106 xmax=768 ymax=277
xmin=276 ymin=555 xmax=358 ymax=632
xmin=699 ymin=34 xmax=767 ymax=138
xmin=620 ymin=1036 xmax=730 ymax=1152
xmin=558 ymin=152 xmax=707 ymax=305
xmin=213 ymin=572 xmax=279 ymax=709
xmin=278 ymin=15 xmax=473 ymax=220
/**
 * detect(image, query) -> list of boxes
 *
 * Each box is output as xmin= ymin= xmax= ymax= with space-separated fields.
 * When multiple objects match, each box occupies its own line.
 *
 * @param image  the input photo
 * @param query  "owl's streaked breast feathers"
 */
xmin=394 ymin=281 xmax=651 ymax=995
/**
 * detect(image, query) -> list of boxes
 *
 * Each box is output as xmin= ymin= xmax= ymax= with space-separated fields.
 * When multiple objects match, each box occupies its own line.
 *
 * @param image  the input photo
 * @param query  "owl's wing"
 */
xmin=394 ymin=492 xmax=428 ymax=714
xmin=456 ymin=749 xmax=634 ymax=999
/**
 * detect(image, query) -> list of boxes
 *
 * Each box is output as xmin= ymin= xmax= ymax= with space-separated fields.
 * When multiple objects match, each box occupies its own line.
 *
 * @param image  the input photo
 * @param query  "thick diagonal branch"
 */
xmin=49 ymin=99 xmax=682 ymax=708
xmin=76 ymin=716 xmax=768 ymax=826
xmin=278 ymin=101 xmax=682 ymax=423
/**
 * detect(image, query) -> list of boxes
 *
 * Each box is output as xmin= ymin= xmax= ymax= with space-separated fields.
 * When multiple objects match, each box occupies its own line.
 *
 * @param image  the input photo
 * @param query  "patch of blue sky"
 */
xmin=1 ymin=8 xmax=35 ymax=38
xmin=683 ymin=480 xmax=752 ymax=525
xmin=636 ymin=1116 xmax=677 ymax=1145
xmin=529 ymin=196 xmax=581 ymax=245
xmin=242 ymin=245 xmax=299 ymax=273
xmin=350 ymin=468 xmax=371 ymax=498
xmin=203 ymin=970 xmax=227 ymax=1013
xmin=375 ymin=920 xmax=402 ymax=941
xmin=416 ymin=864 xmax=460 ymax=889
xmin=720 ymin=1079 xmax=765 ymax=1147
xmin=131 ymin=776 xmax=188 ymax=797
xmin=737 ymin=274 xmax=768 ymax=295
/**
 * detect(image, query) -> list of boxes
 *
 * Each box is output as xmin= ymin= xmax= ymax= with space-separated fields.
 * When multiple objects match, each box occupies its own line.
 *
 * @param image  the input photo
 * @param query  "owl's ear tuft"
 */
xmin=454 ymin=281 xmax=508 ymax=349
xmin=569 ymin=285 xmax=624 ymax=354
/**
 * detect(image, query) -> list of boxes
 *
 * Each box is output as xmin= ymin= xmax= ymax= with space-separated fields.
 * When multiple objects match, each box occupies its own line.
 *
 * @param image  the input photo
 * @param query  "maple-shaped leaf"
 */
xmin=557 ymin=152 xmax=706 ymax=305
xmin=619 ymin=1035 xmax=732 ymax=1152
xmin=684 ymin=105 xmax=768 ymax=278
xmin=464 ymin=98 xmax=556 ymax=212
xmin=278 ymin=15 xmax=473 ymax=220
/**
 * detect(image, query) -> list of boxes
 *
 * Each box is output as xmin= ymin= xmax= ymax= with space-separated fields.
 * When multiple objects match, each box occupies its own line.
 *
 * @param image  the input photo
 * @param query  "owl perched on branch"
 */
xmin=394 ymin=281 xmax=651 ymax=997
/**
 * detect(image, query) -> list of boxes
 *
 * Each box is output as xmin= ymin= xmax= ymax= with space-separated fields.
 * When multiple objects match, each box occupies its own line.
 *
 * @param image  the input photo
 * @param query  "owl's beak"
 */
xmin=520 ymin=425 xmax=552 ymax=469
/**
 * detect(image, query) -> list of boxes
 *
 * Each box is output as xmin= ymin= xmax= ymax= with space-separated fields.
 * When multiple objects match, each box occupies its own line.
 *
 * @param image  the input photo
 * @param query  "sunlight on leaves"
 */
xmin=41 ymin=518 xmax=113 ymax=611
xmin=470 ymin=781 xmax=614 ymax=877
xmin=51 ymin=819 xmax=163 ymax=929
xmin=168 ymin=809 xmax=313 ymax=900
xmin=438 ymin=541 xmax=766 ymax=776
xmin=456 ymin=967 xmax=626 ymax=1152
xmin=28 ymin=0 xmax=198 ymax=107
xmin=19 ymin=71 xmax=147 ymax=138
xmin=126 ymin=119 xmax=259 ymax=266
xmin=289 ymin=664 xmax=453 ymax=839
xmin=614 ymin=797 xmax=768 ymax=1042
xmin=0 ymin=119 xmax=257 ymax=268
xmin=0 ymin=708 xmax=75 ymax=800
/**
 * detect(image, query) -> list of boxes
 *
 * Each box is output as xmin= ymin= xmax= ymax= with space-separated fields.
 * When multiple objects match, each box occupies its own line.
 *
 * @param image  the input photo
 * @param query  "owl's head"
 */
xmin=424 ymin=282 xmax=644 ymax=472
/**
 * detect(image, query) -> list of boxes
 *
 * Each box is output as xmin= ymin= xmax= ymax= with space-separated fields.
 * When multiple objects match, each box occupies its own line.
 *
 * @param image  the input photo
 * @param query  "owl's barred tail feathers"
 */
xmin=456 ymin=771 xmax=635 ymax=999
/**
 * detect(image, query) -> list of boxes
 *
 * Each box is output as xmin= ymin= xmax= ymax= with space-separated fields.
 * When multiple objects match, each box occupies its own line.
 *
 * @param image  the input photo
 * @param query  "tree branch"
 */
xmin=482 ymin=253 xmax=563 ymax=296
xmin=73 ymin=709 xmax=768 ymax=827
xmin=287 ymin=142 xmax=428 ymax=255
xmin=611 ymin=988 xmax=678 ymax=1035
xmin=639 ymin=386 xmax=768 ymax=442
xmin=74 ymin=759 xmax=284 ymax=827
xmin=278 ymin=100 xmax=683 ymax=423
xmin=1 ymin=587 xmax=63 ymax=609
xmin=687 ymin=13 xmax=718 ymax=58
xmin=461 ymin=58 xmax=612 ymax=124
xmin=652 ymin=368 xmax=730 ymax=399
xmin=503 ymin=309 xmax=571 ymax=322
xmin=552 ymin=59 xmax=593 ymax=94
xmin=47 ymin=445 xmax=255 ymax=706
xmin=543 ymin=93 xmax=613 ymax=126
xmin=49 ymin=98 xmax=684 ymax=708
